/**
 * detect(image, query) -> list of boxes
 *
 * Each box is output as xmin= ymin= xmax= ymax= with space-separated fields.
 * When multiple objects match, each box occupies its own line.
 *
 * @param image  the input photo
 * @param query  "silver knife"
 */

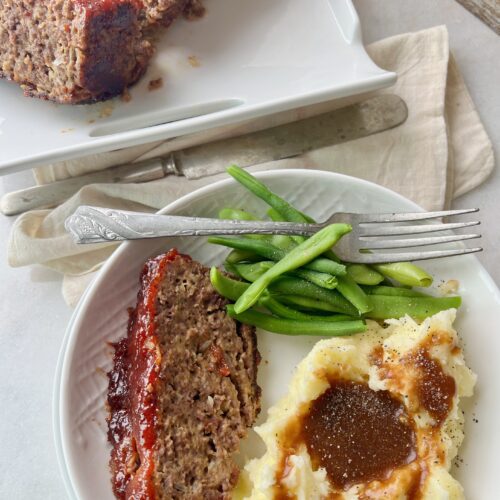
xmin=1 ymin=94 xmax=407 ymax=216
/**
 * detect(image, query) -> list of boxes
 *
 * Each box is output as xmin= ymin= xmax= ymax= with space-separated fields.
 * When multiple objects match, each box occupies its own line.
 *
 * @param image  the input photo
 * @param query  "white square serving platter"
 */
xmin=0 ymin=0 xmax=395 ymax=174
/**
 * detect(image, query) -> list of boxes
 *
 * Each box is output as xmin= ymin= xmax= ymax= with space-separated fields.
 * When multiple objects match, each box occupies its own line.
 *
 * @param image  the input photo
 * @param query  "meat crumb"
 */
xmin=184 ymin=0 xmax=206 ymax=20
xmin=121 ymin=88 xmax=132 ymax=102
xmin=188 ymin=55 xmax=201 ymax=67
xmin=148 ymin=78 xmax=163 ymax=91
xmin=99 ymin=103 xmax=114 ymax=118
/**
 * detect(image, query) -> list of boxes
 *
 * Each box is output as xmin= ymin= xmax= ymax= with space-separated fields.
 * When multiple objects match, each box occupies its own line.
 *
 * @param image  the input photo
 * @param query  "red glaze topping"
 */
xmin=107 ymin=249 xmax=190 ymax=499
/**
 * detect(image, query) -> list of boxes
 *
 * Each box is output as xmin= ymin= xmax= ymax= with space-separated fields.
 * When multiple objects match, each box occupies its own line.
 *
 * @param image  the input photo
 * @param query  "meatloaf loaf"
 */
xmin=0 ymin=0 xmax=201 ymax=103
xmin=107 ymin=249 xmax=261 ymax=500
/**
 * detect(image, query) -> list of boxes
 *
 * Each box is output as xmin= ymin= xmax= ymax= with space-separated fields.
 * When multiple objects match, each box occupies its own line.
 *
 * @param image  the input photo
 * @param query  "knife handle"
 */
xmin=0 ymin=155 xmax=177 ymax=216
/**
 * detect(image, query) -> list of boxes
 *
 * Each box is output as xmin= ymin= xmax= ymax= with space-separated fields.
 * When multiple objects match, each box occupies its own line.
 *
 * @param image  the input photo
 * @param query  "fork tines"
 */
xmin=348 ymin=208 xmax=482 ymax=263
xmin=355 ymin=208 xmax=479 ymax=224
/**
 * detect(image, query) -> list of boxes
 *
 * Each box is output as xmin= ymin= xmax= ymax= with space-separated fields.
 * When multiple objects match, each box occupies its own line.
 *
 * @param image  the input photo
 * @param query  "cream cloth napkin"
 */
xmin=7 ymin=26 xmax=494 ymax=307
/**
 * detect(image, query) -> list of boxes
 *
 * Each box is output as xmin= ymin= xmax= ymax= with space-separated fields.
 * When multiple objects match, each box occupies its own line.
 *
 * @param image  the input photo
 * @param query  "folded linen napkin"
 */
xmin=7 ymin=25 xmax=494 ymax=306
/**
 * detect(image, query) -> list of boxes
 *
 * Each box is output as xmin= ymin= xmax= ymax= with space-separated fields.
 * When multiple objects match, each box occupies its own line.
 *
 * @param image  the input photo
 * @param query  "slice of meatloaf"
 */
xmin=0 ymin=0 xmax=152 ymax=103
xmin=0 ymin=0 xmax=202 ymax=103
xmin=107 ymin=249 xmax=261 ymax=500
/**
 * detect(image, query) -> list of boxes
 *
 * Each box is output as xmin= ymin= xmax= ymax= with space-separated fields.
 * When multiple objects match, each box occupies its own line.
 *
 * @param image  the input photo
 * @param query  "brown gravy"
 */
xmin=410 ymin=348 xmax=456 ymax=425
xmin=276 ymin=380 xmax=417 ymax=493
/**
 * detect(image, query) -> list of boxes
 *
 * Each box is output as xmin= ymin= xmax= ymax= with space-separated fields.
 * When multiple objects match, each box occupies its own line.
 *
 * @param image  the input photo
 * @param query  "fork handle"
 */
xmin=65 ymin=206 xmax=323 ymax=244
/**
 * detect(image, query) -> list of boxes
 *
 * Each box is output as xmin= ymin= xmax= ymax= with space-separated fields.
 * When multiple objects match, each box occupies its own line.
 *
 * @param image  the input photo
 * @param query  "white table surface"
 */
xmin=0 ymin=1 xmax=498 ymax=498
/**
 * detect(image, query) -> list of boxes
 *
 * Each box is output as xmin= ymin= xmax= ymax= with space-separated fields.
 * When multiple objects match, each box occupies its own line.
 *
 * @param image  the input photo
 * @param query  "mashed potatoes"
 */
xmin=243 ymin=309 xmax=476 ymax=499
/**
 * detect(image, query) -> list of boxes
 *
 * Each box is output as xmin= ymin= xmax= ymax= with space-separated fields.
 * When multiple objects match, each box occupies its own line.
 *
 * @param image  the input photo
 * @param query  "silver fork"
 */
xmin=65 ymin=206 xmax=482 ymax=264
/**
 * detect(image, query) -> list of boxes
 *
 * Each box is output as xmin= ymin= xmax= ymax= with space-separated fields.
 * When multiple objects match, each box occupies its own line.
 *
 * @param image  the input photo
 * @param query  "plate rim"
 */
xmin=54 ymin=169 xmax=500 ymax=499
xmin=53 ymin=287 xmax=90 ymax=500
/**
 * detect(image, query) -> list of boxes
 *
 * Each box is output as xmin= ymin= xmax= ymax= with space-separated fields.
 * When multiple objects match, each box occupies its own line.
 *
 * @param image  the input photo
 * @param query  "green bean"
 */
xmin=364 ymin=286 xmax=429 ymax=298
xmin=223 ymin=260 xmax=240 ymax=276
xmin=218 ymin=207 xmax=266 ymax=241
xmin=226 ymin=305 xmax=366 ymax=336
xmin=267 ymin=208 xmax=287 ymax=222
xmin=373 ymin=262 xmax=433 ymax=288
xmin=234 ymin=224 xmax=352 ymax=313
xmin=336 ymin=275 xmax=372 ymax=314
xmin=291 ymin=269 xmax=337 ymax=290
xmin=208 ymin=237 xmax=346 ymax=276
xmin=267 ymin=207 xmax=314 ymax=225
xmin=225 ymin=249 xmax=261 ymax=263
xmin=227 ymin=165 xmax=309 ymax=244
xmin=269 ymin=276 xmax=358 ymax=316
xmin=260 ymin=295 xmax=313 ymax=319
xmin=218 ymin=208 xmax=259 ymax=221
xmin=228 ymin=165 xmax=309 ymax=223
xmin=266 ymin=208 xmax=297 ymax=249
xmin=347 ymin=264 xmax=384 ymax=285
xmin=230 ymin=261 xmax=269 ymax=281
xmin=210 ymin=267 xmax=249 ymax=301
xmin=303 ymin=257 xmax=346 ymax=276
xmin=270 ymin=235 xmax=297 ymax=250
xmin=209 ymin=236 xmax=283 ymax=260
xmin=279 ymin=295 xmax=348 ymax=313
xmin=233 ymin=261 xmax=338 ymax=290
xmin=260 ymin=295 xmax=353 ymax=322
xmin=366 ymin=295 xmax=461 ymax=320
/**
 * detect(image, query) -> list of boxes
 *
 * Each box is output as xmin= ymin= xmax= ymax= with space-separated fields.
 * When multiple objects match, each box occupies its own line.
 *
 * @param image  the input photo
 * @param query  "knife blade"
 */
xmin=1 ymin=94 xmax=407 ymax=216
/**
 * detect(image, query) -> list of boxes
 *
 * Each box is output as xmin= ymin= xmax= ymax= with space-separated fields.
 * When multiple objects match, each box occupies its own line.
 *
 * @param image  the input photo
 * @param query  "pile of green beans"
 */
xmin=207 ymin=165 xmax=461 ymax=336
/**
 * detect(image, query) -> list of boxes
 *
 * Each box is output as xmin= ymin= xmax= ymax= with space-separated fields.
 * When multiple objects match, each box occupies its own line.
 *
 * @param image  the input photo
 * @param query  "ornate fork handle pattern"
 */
xmin=65 ymin=209 xmax=154 ymax=242
xmin=65 ymin=206 xmax=321 ymax=244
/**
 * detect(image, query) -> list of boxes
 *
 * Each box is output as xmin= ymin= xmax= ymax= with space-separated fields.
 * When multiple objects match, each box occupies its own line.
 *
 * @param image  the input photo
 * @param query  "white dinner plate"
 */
xmin=0 ymin=0 xmax=395 ymax=174
xmin=54 ymin=170 xmax=500 ymax=499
